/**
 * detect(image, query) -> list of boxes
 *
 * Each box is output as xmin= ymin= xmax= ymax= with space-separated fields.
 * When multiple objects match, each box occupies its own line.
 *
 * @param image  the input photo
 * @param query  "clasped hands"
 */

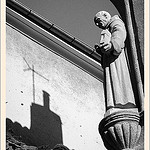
xmin=95 ymin=42 xmax=112 ymax=55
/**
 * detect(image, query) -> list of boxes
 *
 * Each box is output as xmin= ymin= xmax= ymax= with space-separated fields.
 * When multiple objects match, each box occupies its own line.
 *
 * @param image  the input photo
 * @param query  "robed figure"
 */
xmin=94 ymin=11 xmax=136 ymax=111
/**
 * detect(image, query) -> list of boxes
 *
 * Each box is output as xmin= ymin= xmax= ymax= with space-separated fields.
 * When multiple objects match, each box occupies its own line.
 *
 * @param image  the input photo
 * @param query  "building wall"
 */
xmin=6 ymin=25 xmax=106 ymax=150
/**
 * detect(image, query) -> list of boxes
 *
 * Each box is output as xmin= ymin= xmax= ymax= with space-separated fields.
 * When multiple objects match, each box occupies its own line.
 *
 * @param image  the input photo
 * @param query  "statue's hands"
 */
xmin=94 ymin=44 xmax=103 ymax=55
xmin=94 ymin=44 xmax=100 ymax=50
xmin=100 ymin=42 xmax=112 ymax=54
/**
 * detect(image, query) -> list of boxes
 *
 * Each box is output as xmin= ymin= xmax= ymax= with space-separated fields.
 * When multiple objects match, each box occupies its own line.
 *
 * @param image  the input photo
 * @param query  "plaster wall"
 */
xmin=6 ymin=25 xmax=106 ymax=150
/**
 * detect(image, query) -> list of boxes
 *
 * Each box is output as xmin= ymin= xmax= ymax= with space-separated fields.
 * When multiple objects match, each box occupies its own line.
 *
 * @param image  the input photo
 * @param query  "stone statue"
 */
xmin=94 ymin=11 xmax=136 ymax=111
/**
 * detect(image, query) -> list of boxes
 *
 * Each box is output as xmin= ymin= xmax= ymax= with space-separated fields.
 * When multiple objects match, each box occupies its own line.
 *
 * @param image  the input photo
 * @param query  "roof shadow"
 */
xmin=6 ymin=90 xmax=63 ymax=148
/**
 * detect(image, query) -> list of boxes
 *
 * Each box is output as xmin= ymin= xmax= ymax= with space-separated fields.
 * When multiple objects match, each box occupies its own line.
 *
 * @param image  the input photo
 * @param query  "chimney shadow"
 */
xmin=30 ymin=90 xmax=63 ymax=147
xmin=6 ymin=90 xmax=63 ymax=148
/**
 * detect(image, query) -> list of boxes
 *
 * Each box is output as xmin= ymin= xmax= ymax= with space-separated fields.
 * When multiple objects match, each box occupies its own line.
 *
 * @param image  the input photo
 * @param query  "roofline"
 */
xmin=6 ymin=0 xmax=102 ymax=63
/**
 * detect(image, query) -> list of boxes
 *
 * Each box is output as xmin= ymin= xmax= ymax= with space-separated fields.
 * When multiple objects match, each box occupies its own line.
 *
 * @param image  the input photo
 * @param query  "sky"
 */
xmin=18 ymin=0 xmax=119 ymax=48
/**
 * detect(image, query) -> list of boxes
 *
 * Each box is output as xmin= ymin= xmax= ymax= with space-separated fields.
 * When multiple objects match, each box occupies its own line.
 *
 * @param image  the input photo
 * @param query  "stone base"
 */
xmin=99 ymin=109 xmax=141 ymax=150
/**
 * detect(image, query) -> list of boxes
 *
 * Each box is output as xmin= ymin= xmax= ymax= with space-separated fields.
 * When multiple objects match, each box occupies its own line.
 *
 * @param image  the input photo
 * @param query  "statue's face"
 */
xmin=94 ymin=15 xmax=109 ymax=29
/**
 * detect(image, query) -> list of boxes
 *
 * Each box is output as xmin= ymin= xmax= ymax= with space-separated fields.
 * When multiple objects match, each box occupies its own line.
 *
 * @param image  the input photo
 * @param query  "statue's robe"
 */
xmin=100 ymin=15 xmax=136 ymax=110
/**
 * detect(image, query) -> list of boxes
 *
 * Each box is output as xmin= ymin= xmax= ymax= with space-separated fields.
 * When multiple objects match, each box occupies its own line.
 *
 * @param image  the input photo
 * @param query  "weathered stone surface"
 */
xmin=94 ymin=11 xmax=137 ymax=112
xmin=99 ymin=109 xmax=141 ymax=150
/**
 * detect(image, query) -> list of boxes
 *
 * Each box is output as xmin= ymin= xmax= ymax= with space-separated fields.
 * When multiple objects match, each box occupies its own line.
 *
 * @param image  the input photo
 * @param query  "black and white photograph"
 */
xmin=1 ymin=0 xmax=148 ymax=149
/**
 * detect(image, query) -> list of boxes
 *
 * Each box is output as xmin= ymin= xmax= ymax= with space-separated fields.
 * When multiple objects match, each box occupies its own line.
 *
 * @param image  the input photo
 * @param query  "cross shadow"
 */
xmin=6 ymin=90 xmax=63 ymax=148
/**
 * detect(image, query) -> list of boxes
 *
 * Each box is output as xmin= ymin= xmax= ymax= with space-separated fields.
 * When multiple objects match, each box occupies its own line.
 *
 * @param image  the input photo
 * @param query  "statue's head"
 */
xmin=94 ymin=11 xmax=111 ymax=29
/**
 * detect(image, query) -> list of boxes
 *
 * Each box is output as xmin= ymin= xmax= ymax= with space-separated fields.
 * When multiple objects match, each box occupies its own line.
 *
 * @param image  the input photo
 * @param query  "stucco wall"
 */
xmin=6 ymin=25 xmax=106 ymax=150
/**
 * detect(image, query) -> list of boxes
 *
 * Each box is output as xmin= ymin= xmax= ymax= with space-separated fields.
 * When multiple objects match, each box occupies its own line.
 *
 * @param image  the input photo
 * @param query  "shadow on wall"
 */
xmin=6 ymin=90 xmax=63 ymax=148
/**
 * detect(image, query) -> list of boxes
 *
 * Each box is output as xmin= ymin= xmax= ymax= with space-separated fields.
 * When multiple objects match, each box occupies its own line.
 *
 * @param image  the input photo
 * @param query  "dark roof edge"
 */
xmin=6 ymin=0 xmax=102 ymax=63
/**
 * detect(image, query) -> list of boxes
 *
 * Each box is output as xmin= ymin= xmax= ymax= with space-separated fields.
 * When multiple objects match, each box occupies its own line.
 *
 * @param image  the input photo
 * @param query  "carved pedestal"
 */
xmin=99 ymin=109 xmax=141 ymax=150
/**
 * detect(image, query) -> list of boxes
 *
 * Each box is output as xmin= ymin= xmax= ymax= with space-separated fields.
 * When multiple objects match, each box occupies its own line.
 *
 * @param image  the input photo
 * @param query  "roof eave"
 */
xmin=6 ymin=0 xmax=104 ymax=81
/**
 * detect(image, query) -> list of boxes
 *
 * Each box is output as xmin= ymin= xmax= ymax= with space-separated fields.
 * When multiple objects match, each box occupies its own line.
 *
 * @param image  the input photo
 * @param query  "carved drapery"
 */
xmin=110 ymin=0 xmax=144 ymax=113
